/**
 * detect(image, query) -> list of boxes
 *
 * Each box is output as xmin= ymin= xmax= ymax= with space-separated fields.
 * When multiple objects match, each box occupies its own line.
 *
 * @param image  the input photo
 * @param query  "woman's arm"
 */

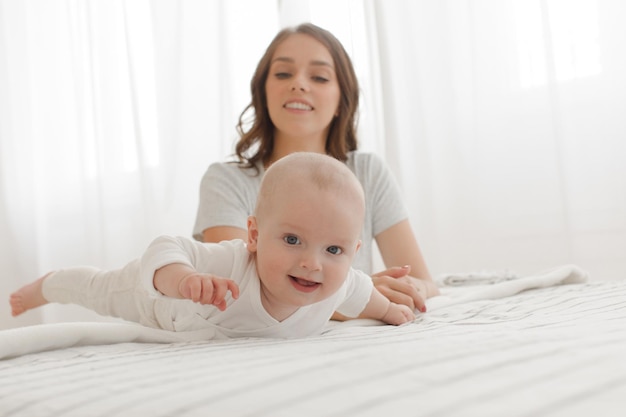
xmin=374 ymin=219 xmax=440 ymax=307
xmin=376 ymin=219 xmax=430 ymax=280
xmin=202 ymin=226 xmax=247 ymax=243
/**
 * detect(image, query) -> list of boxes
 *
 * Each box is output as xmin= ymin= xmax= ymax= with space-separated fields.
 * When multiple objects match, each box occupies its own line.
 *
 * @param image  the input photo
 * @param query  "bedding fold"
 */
xmin=0 ymin=264 xmax=588 ymax=360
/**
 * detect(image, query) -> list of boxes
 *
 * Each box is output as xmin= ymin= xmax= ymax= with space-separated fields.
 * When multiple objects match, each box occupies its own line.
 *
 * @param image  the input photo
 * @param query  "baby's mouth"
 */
xmin=289 ymin=275 xmax=321 ymax=292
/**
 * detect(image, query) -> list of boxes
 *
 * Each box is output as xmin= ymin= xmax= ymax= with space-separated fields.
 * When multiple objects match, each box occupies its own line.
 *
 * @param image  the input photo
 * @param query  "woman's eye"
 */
xmin=312 ymin=76 xmax=329 ymax=83
xmin=275 ymin=72 xmax=291 ymax=79
xmin=326 ymin=246 xmax=343 ymax=255
xmin=284 ymin=235 xmax=300 ymax=245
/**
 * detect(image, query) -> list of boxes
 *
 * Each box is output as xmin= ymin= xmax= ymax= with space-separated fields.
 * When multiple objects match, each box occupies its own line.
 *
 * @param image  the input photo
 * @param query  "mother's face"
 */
xmin=264 ymin=33 xmax=341 ymax=145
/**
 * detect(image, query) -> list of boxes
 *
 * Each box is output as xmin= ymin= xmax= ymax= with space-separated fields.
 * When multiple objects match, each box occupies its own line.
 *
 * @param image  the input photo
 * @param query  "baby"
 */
xmin=10 ymin=152 xmax=415 ymax=338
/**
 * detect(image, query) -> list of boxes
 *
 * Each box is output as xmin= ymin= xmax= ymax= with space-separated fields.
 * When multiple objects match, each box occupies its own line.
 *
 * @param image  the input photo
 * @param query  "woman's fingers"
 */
xmin=373 ymin=274 xmax=427 ymax=312
xmin=372 ymin=265 xmax=411 ymax=279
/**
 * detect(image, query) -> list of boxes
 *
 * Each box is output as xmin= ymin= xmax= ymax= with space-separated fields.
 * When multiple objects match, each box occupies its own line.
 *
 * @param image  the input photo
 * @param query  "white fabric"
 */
xmin=0 ymin=264 xmax=586 ymax=360
xmin=192 ymin=151 xmax=408 ymax=274
xmin=437 ymin=269 xmax=520 ymax=286
xmin=363 ymin=0 xmax=626 ymax=280
xmin=4 ymin=266 xmax=625 ymax=417
xmin=41 ymin=237 xmax=374 ymax=339
xmin=427 ymin=263 xmax=587 ymax=310
xmin=0 ymin=0 xmax=280 ymax=329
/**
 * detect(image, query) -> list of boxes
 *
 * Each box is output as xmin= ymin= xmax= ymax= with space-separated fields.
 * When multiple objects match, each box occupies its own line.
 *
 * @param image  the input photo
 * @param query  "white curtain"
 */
xmin=2 ymin=0 xmax=624 ymax=329
xmin=0 ymin=0 xmax=279 ymax=328
xmin=282 ymin=0 xmax=626 ymax=280
xmin=367 ymin=0 xmax=626 ymax=280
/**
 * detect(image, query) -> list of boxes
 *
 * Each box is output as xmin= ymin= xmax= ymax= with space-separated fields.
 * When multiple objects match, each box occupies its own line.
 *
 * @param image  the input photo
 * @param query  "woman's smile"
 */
xmin=284 ymin=100 xmax=313 ymax=111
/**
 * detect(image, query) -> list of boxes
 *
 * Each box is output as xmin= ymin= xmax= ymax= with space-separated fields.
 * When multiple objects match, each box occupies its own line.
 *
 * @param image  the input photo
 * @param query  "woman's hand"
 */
xmin=371 ymin=265 xmax=430 ymax=313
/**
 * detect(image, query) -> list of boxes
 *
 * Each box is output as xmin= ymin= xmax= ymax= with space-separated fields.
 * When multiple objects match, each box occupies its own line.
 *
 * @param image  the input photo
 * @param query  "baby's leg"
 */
xmin=10 ymin=261 xmax=144 ymax=323
xmin=10 ymin=272 xmax=54 ymax=316
xmin=41 ymin=261 xmax=143 ymax=323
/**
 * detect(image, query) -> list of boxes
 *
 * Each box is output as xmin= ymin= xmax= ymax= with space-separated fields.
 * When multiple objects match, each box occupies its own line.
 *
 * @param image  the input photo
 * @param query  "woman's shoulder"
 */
xmin=203 ymin=160 xmax=263 ymax=184
xmin=206 ymin=159 xmax=258 ymax=175
xmin=346 ymin=150 xmax=389 ymax=177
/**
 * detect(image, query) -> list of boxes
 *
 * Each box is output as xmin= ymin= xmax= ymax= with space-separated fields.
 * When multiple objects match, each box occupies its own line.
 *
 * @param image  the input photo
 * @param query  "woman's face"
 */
xmin=265 ymin=33 xmax=341 ymax=148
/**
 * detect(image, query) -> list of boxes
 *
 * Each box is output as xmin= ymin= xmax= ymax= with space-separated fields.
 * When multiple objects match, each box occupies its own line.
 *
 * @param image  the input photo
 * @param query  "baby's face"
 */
xmin=247 ymin=184 xmax=363 ymax=317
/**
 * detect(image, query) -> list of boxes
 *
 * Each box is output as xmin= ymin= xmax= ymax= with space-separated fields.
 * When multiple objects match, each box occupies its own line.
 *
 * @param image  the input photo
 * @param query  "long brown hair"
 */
xmin=234 ymin=23 xmax=359 ymax=171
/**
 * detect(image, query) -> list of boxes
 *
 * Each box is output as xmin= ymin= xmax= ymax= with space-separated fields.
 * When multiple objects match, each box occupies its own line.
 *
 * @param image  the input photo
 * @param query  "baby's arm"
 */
xmin=360 ymin=287 xmax=416 ymax=325
xmin=153 ymin=263 xmax=239 ymax=311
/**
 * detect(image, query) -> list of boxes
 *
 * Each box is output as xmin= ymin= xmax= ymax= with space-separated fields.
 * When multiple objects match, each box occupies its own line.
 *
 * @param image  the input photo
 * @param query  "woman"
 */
xmin=193 ymin=23 xmax=438 ymax=314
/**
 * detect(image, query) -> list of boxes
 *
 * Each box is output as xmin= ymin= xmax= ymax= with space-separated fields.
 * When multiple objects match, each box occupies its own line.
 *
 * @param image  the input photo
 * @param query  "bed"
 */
xmin=1 ymin=265 xmax=625 ymax=417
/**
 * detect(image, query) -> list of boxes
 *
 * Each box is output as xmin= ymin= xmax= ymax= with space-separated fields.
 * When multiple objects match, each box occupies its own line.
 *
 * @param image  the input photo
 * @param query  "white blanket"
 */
xmin=0 ymin=264 xmax=587 ymax=360
xmin=2 ymin=264 xmax=624 ymax=417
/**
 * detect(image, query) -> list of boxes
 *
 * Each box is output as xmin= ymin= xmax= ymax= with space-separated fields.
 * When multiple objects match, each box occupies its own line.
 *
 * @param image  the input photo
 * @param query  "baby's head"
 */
xmin=254 ymin=152 xmax=365 ymax=221
xmin=247 ymin=152 xmax=365 ymax=314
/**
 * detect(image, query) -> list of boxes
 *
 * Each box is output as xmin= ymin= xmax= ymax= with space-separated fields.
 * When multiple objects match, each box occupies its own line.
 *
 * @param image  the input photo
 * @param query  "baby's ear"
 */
xmin=246 ymin=216 xmax=259 ymax=252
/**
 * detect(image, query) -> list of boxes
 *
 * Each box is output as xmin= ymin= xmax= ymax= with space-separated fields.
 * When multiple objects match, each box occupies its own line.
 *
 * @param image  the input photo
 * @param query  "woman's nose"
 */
xmin=291 ymin=75 xmax=308 ymax=92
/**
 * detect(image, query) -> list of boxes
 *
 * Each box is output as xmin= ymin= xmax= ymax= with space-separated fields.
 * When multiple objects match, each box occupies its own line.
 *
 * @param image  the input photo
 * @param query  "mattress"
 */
xmin=1 ymin=265 xmax=625 ymax=417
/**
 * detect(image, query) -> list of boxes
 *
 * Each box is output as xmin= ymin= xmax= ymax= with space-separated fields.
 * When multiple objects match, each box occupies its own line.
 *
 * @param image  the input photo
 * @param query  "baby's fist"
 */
xmin=178 ymin=273 xmax=239 ymax=310
xmin=382 ymin=302 xmax=416 ymax=325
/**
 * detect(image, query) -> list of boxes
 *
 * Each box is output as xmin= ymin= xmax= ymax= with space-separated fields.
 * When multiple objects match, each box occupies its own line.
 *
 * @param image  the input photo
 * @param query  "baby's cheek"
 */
xmin=327 ymin=266 xmax=351 ymax=291
xmin=257 ymin=254 xmax=285 ymax=282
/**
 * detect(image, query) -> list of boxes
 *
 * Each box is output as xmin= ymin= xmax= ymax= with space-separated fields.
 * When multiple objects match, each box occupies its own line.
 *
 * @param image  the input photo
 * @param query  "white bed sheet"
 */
xmin=1 ymin=265 xmax=625 ymax=417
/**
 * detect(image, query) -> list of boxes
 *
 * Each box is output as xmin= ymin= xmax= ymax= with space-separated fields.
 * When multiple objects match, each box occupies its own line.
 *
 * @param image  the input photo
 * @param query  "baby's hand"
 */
xmin=382 ymin=302 xmax=416 ymax=325
xmin=178 ymin=273 xmax=240 ymax=311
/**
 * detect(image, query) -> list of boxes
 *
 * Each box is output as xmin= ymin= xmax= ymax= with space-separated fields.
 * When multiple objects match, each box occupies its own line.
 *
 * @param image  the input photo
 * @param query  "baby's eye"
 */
xmin=326 ymin=246 xmax=343 ymax=255
xmin=284 ymin=235 xmax=300 ymax=245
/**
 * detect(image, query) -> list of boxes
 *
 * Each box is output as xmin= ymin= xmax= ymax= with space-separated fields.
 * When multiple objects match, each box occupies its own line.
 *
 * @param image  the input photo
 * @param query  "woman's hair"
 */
xmin=234 ymin=23 xmax=359 ymax=170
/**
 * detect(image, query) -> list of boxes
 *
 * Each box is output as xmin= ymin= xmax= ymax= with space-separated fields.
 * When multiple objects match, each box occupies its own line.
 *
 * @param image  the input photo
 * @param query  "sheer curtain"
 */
xmin=0 ymin=0 xmax=278 ymax=329
xmin=367 ymin=0 xmax=626 ymax=279
xmin=2 ymin=0 xmax=624 ymax=330
xmin=282 ymin=0 xmax=626 ymax=281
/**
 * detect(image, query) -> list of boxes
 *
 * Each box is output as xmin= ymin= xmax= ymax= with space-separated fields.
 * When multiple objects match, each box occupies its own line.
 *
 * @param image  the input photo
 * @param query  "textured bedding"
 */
xmin=1 ymin=265 xmax=625 ymax=417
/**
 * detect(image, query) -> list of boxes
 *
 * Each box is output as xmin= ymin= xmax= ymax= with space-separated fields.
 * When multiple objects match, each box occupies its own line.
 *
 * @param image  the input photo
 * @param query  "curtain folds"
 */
xmin=370 ymin=0 xmax=626 ymax=280
xmin=0 ymin=0 xmax=279 ymax=328
xmin=1 ymin=0 xmax=624 ymax=329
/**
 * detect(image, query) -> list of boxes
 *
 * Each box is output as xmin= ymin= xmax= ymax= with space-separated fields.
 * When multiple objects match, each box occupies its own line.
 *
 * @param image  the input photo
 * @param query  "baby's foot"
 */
xmin=9 ymin=273 xmax=52 ymax=316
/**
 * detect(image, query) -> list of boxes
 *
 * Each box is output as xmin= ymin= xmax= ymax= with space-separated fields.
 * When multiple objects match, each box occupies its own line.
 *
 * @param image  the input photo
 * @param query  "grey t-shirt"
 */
xmin=192 ymin=151 xmax=408 ymax=274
